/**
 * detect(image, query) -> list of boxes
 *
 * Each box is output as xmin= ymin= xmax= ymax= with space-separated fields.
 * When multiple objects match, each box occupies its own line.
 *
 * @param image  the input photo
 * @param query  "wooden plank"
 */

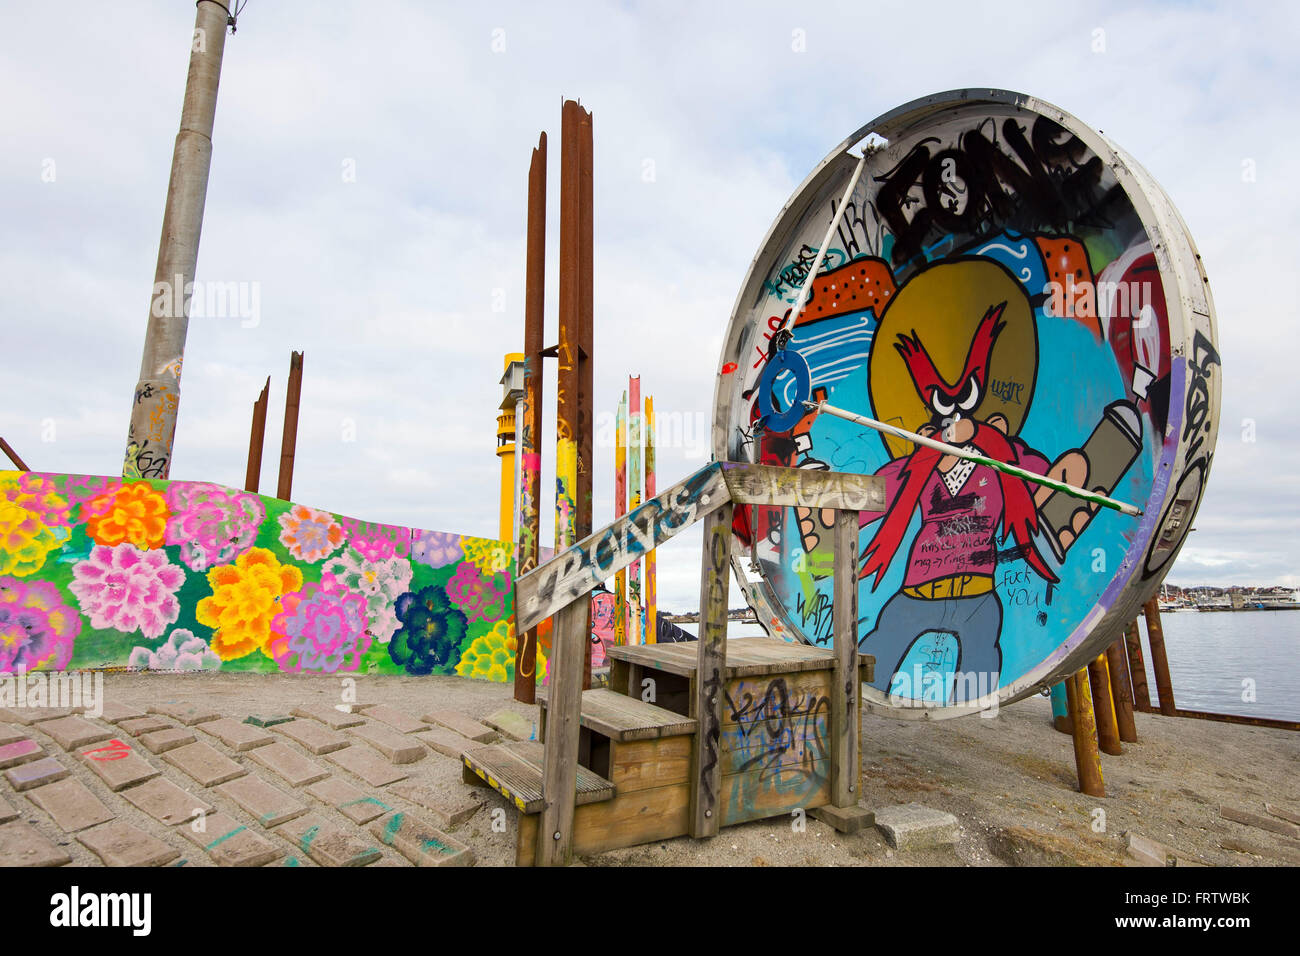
xmin=830 ymin=510 xmax=859 ymax=808
xmin=690 ymin=502 xmax=731 ymax=839
xmin=516 ymin=784 xmax=691 ymax=866
xmin=722 ymin=463 xmax=885 ymax=511
xmin=609 ymin=736 xmax=692 ymax=793
xmin=607 ymin=636 xmax=868 ymax=679
xmin=516 ymin=462 xmax=728 ymax=632
xmin=537 ymin=599 xmax=587 ymax=866
xmin=461 ymin=741 xmax=613 ymax=815
xmin=722 ymin=669 xmax=833 ymax=729
xmin=719 ymin=713 xmax=829 ymax=776
xmin=718 ymin=761 xmax=831 ymax=827
xmin=536 ymin=688 xmax=696 ymax=741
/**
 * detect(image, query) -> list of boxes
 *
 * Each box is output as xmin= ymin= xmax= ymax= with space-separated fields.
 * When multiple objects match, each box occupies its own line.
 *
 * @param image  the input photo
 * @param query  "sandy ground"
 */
xmin=24 ymin=671 xmax=1300 ymax=867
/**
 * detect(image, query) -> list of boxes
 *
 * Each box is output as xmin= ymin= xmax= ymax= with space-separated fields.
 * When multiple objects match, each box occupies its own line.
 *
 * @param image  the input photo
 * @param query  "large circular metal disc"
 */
xmin=714 ymin=89 xmax=1220 ymax=718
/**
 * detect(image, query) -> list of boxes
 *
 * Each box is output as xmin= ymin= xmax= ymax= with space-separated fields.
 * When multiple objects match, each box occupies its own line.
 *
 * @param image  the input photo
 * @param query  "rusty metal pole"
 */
xmin=1107 ymin=638 xmax=1138 ymax=742
xmin=1088 ymin=653 xmax=1123 ymax=755
xmin=244 ymin=376 xmax=269 ymax=493
xmin=124 ymin=1 xmax=233 ymax=479
xmin=514 ymin=133 xmax=547 ymax=705
xmin=1065 ymin=668 xmax=1105 ymax=797
xmin=0 ymin=438 xmax=30 ymax=471
xmin=1124 ymin=619 xmax=1152 ymax=712
xmin=577 ymin=104 xmax=595 ymax=686
xmin=1143 ymin=598 xmax=1177 ymax=716
xmin=556 ymin=99 xmax=586 ymax=687
xmin=276 ymin=352 xmax=303 ymax=500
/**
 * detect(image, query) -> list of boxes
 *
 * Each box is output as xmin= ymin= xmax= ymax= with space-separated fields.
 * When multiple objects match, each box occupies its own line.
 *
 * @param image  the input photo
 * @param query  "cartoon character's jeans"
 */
xmin=859 ymin=590 xmax=1003 ymax=704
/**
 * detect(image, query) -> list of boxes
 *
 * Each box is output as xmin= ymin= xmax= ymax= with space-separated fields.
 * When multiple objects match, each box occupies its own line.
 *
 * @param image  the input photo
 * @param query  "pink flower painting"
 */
xmin=68 ymin=543 xmax=184 ymax=640
xmin=0 ymin=577 xmax=81 ymax=673
xmin=164 ymin=482 xmax=265 ymax=571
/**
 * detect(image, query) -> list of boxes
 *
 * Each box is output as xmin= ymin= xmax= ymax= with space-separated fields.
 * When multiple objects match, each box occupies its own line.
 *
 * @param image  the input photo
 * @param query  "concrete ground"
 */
xmin=1 ymin=671 xmax=1296 ymax=867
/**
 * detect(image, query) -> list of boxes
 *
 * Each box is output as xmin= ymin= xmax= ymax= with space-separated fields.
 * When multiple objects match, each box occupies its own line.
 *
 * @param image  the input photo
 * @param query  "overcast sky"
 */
xmin=3 ymin=0 xmax=1297 ymax=611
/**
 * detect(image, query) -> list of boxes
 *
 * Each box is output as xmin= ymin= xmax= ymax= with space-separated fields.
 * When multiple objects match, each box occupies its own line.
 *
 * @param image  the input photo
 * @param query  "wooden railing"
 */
xmin=513 ymin=461 xmax=885 ymax=866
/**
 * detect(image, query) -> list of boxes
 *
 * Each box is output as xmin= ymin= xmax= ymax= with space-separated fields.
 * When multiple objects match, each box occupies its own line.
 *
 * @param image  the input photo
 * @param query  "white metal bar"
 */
xmin=805 ymin=400 xmax=1143 ymax=516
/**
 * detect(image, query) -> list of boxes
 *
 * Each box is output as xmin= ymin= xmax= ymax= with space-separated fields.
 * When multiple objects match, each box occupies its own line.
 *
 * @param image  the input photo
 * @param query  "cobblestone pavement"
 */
xmin=0 ymin=673 xmax=540 ymax=867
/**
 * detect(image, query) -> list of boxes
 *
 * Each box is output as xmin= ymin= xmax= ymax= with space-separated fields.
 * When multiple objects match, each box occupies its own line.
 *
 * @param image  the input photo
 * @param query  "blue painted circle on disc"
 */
xmin=757 ymin=348 xmax=811 ymax=432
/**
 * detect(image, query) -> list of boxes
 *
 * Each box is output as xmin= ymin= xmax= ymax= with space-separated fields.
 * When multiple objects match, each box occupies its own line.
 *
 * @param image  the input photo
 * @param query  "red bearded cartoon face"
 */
xmin=895 ymin=302 xmax=1006 ymax=434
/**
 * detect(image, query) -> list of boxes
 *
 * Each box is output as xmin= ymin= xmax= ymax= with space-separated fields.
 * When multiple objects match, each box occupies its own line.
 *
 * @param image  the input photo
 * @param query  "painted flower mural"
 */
xmin=0 ymin=473 xmax=71 ymax=577
xmin=454 ymin=618 xmax=546 ymax=684
xmin=411 ymin=530 xmax=462 ymax=568
xmin=196 ymin=547 xmax=304 ymax=661
xmin=446 ymin=561 xmax=511 ymax=624
xmin=83 ymin=481 xmax=170 ymax=550
xmin=389 ymin=584 xmax=468 ymax=676
xmin=277 ymin=505 xmax=344 ymax=563
xmin=128 ymin=628 xmax=221 ymax=672
xmin=165 ymin=482 xmax=265 ymax=572
xmin=320 ymin=546 xmax=412 ymax=643
xmin=0 ymin=470 xmax=532 ymax=683
xmin=68 ymin=543 xmax=184 ymax=640
xmin=342 ymin=519 xmax=410 ymax=562
xmin=269 ymin=579 xmax=370 ymax=673
xmin=461 ymin=537 xmax=512 ymax=575
xmin=0 ymin=577 xmax=81 ymax=673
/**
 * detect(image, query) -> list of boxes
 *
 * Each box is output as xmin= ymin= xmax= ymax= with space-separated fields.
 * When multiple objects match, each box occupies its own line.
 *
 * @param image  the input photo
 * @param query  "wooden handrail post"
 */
xmin=830 ymin=510 xmax=860 ymax=807
xmin=1065 ymin=668 xmax=1105 ymax=797
xmin=1124 ymin=619 xmax=1151 ymax=712
xmin=1088 ymin=653 xmax=1123 ymax=755
xmin=1143 ymin=599 xmax=1177 ymax=716
xmin=537 ymin=598 xmax=587 ymax=866
xmin=690 ymin=501 xmax=732 ymax=839
xmin=1107 ymin=638 xmax=1138 ymax=743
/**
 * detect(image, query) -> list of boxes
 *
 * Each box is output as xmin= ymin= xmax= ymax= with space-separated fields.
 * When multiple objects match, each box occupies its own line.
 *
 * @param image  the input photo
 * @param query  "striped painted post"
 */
xmin=628 ymin=375 xmax=643 ymax=643
xmin=645 ymin=395 xmax=657 ymax=644
xmin=614 ymin=391 xmax=627 ymax=647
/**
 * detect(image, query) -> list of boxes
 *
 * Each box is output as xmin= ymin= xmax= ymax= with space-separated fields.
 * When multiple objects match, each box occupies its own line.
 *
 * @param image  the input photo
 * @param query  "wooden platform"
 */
xmin=607 ymin=636 xmax=874 ymax=680
xmin=535 ymin=688 xmax=697 ymax=741
xmin=461 ymin=741 xmax=614 ymax=814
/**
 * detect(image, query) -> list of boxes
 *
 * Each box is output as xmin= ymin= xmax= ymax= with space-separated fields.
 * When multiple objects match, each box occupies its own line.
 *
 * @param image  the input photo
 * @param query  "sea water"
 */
xmin=1143 ymin=610 xmax=1300 ymax=723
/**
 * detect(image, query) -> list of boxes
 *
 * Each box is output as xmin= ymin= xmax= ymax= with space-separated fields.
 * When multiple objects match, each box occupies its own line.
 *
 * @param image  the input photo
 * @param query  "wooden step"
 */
xmin=537 ymin=687 xmax=697 ymax=742
xmin=461 ymin=740 xmax=614 ymax=815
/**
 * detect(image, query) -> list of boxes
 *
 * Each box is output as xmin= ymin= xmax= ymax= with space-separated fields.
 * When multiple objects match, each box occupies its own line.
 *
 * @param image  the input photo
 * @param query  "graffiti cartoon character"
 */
xmin=856 ymin=259 xmax=1134 ymax=704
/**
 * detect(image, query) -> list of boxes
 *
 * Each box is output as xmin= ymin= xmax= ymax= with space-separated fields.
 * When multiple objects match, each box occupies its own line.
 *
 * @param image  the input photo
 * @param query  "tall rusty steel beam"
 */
xmin=276 ymin=351 xmax=303 ymax=501
xmin=577 ymin=103 xmax=595 ymax=684
xmin=514 ymin=133 xmax=547 ymax=705
xmin=244 ymin=376 xmax=269 ymax=493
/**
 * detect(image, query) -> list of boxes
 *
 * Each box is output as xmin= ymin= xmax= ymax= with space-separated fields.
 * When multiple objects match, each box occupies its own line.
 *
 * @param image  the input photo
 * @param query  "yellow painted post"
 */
xmin=1065 ymin=668 xmax=1105 ymax=797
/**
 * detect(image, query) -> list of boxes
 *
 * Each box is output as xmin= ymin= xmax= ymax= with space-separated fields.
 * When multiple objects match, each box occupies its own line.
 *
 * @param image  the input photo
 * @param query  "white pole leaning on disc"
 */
xmin=805 ymin=400 xmax=1144 ymax=517
xmin=774 ymin=151 xmax=868 ymax=339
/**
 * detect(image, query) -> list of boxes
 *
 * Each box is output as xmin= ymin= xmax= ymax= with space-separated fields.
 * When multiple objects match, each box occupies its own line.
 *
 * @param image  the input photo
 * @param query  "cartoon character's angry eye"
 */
xmin=929 ymin=375 xmax=981 ymax=417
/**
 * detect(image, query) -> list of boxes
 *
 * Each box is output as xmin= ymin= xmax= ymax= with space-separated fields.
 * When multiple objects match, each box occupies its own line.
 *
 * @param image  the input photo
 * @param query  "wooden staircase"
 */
xmin=462 ymin=461 xmax=885 ymax=865
xmin=463 ymin=689 xmax=698 ymax=865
